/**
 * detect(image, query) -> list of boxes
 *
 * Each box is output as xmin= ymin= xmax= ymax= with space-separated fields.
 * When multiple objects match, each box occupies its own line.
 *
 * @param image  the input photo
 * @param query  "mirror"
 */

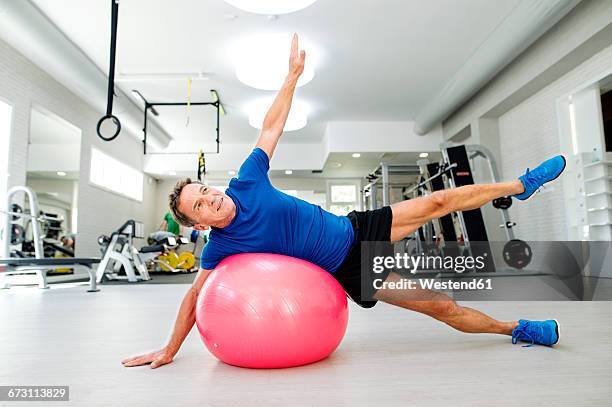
xmin=25 ymin=105 xmax=81 ymax=259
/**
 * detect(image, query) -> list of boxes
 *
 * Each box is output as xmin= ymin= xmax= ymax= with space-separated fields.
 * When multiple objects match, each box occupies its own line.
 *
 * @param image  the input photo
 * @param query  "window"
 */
xmin=331 ymin=185 xmax=357 ymax=202
xmin=328 ymin=183 xmax=359 ymax=216
xmin=90 ymin=147 xmax=143 ymax=201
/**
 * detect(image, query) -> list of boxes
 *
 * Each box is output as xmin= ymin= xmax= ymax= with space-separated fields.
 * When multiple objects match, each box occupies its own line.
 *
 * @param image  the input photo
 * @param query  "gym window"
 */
xmin=89 ymin=147 xmax=143 ymax=201
xmin=328 ymin=183 xmax=359 ymax=216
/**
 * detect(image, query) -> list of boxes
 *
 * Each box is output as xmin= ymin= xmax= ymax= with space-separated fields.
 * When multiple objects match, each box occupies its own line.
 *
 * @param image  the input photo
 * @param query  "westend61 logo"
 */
xmin=372 ymin=253 xmax=487 ymax=274
xmin=371 ymin=253 xmax=491 ymax=292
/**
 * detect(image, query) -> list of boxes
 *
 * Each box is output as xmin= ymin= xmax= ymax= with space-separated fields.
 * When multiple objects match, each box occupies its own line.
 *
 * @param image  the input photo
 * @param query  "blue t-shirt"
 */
xmin=200 ymin=148 xmax=354 ymax=272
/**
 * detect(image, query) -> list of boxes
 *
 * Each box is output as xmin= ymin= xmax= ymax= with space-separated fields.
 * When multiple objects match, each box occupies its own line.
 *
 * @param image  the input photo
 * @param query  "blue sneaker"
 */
xmin=514 ymin=155 xmax=566 ymax=200
xmin=512 ymin=319 xmax=560 ymax=347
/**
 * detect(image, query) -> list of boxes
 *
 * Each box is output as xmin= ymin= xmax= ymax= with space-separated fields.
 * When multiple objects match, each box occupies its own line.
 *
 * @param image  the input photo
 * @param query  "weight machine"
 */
xmin=96 ymin=220 xmax=151 ymax=283
xmin=1 ymin=186 xmax=100 ymax=291
xmin=361 ymin=163 xmax=420 ymax=210
xmin=362 ymin=144 xmax=531 ymax=272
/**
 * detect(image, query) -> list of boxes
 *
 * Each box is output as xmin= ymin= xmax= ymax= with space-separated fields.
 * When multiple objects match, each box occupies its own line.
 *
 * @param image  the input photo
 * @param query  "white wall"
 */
xmin=325 ymin=121 xmax=443 ymax=152
xmin=0 ymin=37 xmax=159 ymax=256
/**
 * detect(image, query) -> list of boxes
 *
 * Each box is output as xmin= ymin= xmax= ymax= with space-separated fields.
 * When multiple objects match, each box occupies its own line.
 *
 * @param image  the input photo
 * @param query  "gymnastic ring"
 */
xmin=96 ymin=114 xmax=121 ymax=141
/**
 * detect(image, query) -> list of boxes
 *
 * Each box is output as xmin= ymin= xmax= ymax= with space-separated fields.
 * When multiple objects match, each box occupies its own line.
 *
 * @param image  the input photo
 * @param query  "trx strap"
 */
xmin=197 ymin=150 xmax=206 ymax=181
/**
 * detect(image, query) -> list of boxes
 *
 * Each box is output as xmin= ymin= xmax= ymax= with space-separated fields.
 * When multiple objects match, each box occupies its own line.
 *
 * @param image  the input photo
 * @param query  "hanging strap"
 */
xmin=185 ymin=77 xmax=192 ymax=126
xmin=97 ymin=0 xmax=122 ymax=141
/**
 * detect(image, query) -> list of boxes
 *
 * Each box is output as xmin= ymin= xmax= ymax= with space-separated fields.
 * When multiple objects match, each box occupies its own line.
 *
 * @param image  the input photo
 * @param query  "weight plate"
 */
xmin=503 ymin=239 xmax=532 ymax=269
xmin=10 ymin=224 xmax=25 ymax=245
xmin=177 ymin=252 xmax=196 ymax=270
xmin=158 ymin=252 xmax=179 ymax=271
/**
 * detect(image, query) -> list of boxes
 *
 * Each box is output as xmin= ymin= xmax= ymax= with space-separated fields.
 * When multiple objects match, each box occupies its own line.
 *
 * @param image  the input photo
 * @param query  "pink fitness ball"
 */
xmin=195 ymin=253 xmax=349 ymax=368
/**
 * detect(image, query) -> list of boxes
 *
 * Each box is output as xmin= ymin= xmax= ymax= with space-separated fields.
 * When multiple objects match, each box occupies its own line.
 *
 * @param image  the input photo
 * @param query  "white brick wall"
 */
xmin=0 ymin=37 xmax=159 ymax=256
xmin=499 ymin=43 xmax=612 ymax=240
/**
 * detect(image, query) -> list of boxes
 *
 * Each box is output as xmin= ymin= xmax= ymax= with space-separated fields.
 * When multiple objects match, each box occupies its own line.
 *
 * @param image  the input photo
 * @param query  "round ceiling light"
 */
xmin=223 ymin=0 xmax=318 ymax=15
xmin=247 ymin=98 xmax=310 ymax=132
xmin=233 ymin=33 xmax=317 ymax=90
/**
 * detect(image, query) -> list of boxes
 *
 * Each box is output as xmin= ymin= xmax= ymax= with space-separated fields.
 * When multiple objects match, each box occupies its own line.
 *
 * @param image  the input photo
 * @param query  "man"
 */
xmin=123 ymin=34 xmax=565 ymax=369
xmin=159 ymin=211 xmax=181 ymax=236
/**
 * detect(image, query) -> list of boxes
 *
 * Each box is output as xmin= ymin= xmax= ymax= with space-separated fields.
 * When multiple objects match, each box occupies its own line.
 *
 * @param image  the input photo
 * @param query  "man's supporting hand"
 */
xmin=121 ymin=347 xmax=175 ymax=369
xmin=121 ymin=269 xmax=211 ymax=370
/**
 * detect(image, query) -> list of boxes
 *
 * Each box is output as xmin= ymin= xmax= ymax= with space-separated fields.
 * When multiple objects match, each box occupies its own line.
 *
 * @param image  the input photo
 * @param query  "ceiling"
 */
xmin=187 ymin=150 xmax=442 ymax=182
xmin=31 ymin=0 xmax=522 ymax=147
xmin=27 ymin=171 xmax=80 ymax=181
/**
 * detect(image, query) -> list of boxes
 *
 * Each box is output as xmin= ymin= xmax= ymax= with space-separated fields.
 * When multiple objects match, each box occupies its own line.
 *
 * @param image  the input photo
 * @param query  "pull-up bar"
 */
xmin=133 ymin=89 xmax=225 ymax=155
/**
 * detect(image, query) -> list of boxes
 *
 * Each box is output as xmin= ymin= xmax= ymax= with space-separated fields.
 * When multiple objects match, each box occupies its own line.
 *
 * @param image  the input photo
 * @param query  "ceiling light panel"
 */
xmin=224 ymin=0 xmax=318 ymax=15
xmin=233 ymin=33 xmax=318 ymax=90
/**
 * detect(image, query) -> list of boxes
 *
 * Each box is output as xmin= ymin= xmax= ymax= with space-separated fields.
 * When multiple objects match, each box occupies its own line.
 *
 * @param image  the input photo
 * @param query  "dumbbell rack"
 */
xmin=1 ymin=186 xmax=44 ymax=258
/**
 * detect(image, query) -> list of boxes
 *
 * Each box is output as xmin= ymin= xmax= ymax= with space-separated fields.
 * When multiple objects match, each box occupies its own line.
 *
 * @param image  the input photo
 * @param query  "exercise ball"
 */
xmin=195 ymin=253 xmax=349 ymax=368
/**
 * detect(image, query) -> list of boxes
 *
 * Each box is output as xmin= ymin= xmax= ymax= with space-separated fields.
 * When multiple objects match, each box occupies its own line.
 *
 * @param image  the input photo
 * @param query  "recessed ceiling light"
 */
xmin=56 ymin=171 xmax=66 ymax=176
xmin=223 ymin=0 xmax=318 ymax=15
xmin=329 ymin=162 xmax=342 ymax=168
xmin=247 ymin=98 xmax=310 ymax=131
xmin=233 ymin=33 xmax=317 ymax=90
xmin=352 ymin=153 xmax=361 ymax=158
xmin=285 ymin=170 xmax=293 ymax=175
xmin=168 ymin=171 xmax=177 ymax=176
xmin=419 ymin=152 xmax=429 ymax=158
xmin=228 ymin=170 xmax=236 ymax=176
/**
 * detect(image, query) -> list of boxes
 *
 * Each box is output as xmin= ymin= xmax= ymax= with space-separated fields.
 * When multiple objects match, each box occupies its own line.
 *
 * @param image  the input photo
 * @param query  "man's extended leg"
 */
xmin=389 ymin=181 xmax=523 ymax=241
xmin=372 ymin=157 xmax=566 ymax=345
xmin=374 ymin=272 xmax=518 ymax=335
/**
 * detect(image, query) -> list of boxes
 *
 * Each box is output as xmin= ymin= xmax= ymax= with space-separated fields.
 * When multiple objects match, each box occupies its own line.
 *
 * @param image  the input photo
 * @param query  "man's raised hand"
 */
xmin=289 ymin=33 xmax=306 ymax=78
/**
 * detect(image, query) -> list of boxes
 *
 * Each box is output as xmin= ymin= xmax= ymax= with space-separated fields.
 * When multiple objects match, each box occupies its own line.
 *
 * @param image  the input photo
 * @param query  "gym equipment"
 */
xmin=133 ymin=89 xmax=225 ymax=155
xmin=190 ymin=229 xmax=200 ymax=243
xmin=9 ymin=203 xmax=22 ymax=221
xmin=492 ymin=196 xmax=513 ymax=210
xmin=97 ymin=0 xmax=121 ymax=141
xmin=197 ymin=149 xmax=206 ymax=181
xmin=2 ymin=186 xmax=44 ymax=259
xmin=10 ymin=224 xmax=25 ymax=245
xmin=157 ymin=252 xmax=179 ymax=271
xmin=196 ymin=253 xmax=348 ymax=368
xmin=177 ymin=251 xmax=196 ymax=270
xmin=96 ymin=220 xmax=151 ymax=283
xmin=146 ymin=233 xmax=197 ymax=273
xmin=0 ymin=186 xmax=101 ymax=291
xmin=362 ymin=163 xmax=420 ymax=209
xmin=503 ymin=239 xmax=533 ymax=269
xmin=366 ymin=144 xmax=532 ymax=272
xmin=1 ymin=200 xmax=66 ymax=255
xmin=0 ymin=257 xmax=100 ymax=292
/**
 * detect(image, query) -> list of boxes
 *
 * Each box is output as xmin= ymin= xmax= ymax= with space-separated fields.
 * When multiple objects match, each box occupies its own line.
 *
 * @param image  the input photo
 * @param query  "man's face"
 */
xmin=178 ymin=183 xmax=236 ymax=229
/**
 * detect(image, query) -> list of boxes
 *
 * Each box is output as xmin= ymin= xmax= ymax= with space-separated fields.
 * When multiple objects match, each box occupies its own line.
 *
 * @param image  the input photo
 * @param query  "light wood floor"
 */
xmin=1 ymin=284 xmax=611 ymax=407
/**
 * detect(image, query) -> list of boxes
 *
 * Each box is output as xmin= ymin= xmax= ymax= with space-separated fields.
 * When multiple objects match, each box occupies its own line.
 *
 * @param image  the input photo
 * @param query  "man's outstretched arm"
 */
xmin=121 ymin=268 xmax=212 ymax=369
xmin=255 ymin=33 xmax=306 ymax=160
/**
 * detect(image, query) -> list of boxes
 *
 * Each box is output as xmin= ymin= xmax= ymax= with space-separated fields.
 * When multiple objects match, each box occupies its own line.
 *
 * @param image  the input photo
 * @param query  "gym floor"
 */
xmin=1 ymin=283 xmax=611 ymax=406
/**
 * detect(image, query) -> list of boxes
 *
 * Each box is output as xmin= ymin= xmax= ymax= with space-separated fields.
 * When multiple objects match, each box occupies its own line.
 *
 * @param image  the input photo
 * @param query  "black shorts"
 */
xmin=332 ymin=206 xmax=394 ymax=308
